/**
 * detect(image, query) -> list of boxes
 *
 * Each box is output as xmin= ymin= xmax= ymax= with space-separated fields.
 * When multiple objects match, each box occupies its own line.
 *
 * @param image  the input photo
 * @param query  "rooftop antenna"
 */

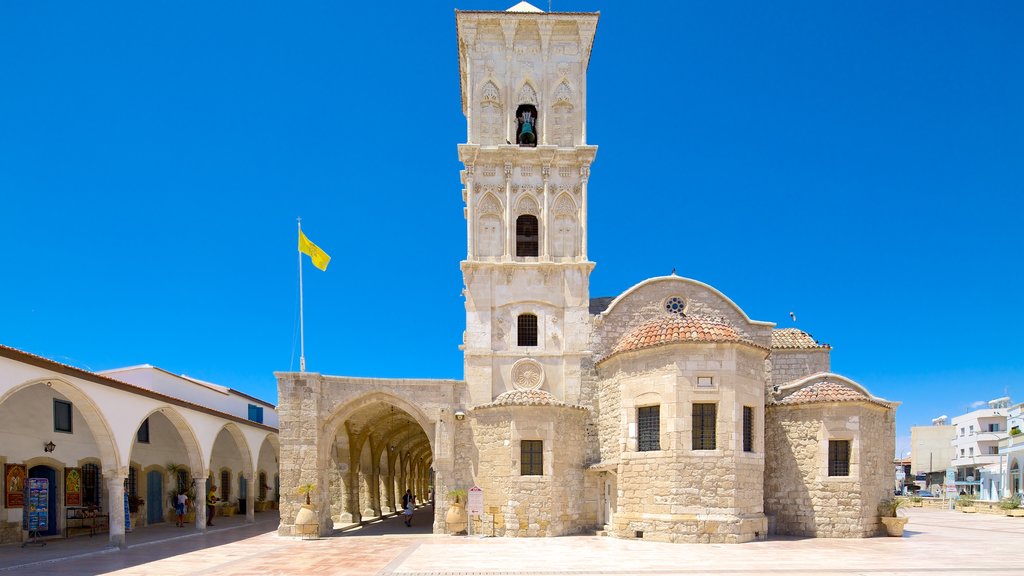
xmin=549 ymin=0 xmax=552 ymax=11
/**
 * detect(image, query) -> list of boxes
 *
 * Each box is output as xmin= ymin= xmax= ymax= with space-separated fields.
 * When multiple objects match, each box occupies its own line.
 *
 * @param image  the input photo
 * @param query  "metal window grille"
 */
xmin=637 ymin=406 xmax=660 ymax=451
xmin=743 ymin=406 xmax=754 ymax=453
xmin=692 ymin=403 xmax=717 ymax=450
xmin=516 ymin=215 xmax=539 ymax=257
xmin=259 ymin=472 xmax=268 ymax=501
xmin=136 ymin=418 xmax=150 ymax=443
xmin=828 ymin=440 xmax=850 ymax=476
xmin=518 ymin=314 xmax=538 ymax=346
xmin=521 ymin=440 xmax=543 ymax=476
xmin=221 ymin=470 xmax=232 ymax=501
xmin=54 ymin=399 xmax=72 ymax=433
xmin=126 ymin=467 xmax=138 ymax=500
xmin=82 ymin=463 xmax=102 ymax=507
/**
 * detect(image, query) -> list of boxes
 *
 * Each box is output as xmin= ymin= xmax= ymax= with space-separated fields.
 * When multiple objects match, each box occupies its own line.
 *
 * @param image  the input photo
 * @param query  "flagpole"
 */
xmin=298 ymin=218 xmax=306 ymax=372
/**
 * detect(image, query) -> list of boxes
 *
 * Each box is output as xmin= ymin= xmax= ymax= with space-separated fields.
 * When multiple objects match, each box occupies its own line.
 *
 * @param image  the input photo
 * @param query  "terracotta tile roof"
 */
xmin=604 ymin=315 xmax=765 ymax=361
xmin=774 ymin=380 xmax=890 ymax=408
xmin=476 ymin=388 xmax=588 ymax=410
xmin=771 ymin=328 xmax=830 ymax=350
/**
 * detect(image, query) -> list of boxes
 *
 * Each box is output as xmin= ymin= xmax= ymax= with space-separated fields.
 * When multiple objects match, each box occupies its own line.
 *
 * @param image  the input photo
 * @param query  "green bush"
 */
xmin=999 ymin=496 xmax=1021 ymax=510
xmin=877 ymin=498 xmax=907 ymax=518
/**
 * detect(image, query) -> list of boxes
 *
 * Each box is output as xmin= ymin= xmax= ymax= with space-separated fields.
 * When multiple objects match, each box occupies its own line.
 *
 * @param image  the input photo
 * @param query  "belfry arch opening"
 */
xmin=326 ymin=398 xmax=434 ymax=530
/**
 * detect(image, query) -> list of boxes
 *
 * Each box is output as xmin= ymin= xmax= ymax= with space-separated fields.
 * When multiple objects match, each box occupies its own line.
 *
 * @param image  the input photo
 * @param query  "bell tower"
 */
xmin=456 ymin=3 xmax=599 ymax=406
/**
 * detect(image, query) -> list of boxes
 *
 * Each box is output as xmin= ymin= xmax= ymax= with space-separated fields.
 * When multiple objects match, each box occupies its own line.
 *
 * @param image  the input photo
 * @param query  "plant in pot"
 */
xmin=445 ymin=489 xmax=469 ymax=535
xmin=293 ymin=484 xmax=318 ymax=536
xmin=910 ymin=495 xmax=923 ymax=507
xmin=999 ymin=495 xmax=1024 ymax=517
xmin=878 ymin=498 xmax=908 ymax=536
xmin=958 ymin=493 xmax=977 ymax=513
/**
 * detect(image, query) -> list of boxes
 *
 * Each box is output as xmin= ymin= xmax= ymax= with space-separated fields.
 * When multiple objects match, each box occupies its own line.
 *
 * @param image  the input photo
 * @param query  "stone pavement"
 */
xmin=1 ymin=507 xmax=1020 ymax=575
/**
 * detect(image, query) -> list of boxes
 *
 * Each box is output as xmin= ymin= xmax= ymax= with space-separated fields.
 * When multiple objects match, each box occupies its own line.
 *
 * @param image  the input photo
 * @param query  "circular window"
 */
xmin=665 ymin=297 xmax=686 ymax=315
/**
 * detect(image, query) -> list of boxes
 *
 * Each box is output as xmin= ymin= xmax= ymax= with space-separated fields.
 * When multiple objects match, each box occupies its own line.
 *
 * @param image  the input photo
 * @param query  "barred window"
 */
xmin=521 ymin=440 xmax=543 ymax=476
xmin=637 ymin=406 xmax=660 ymax=451
xmin=828 ymin=440 xmax=850 ymax=476
xmin=743 ymin=406 xmax=754 ymax=452
xmin=259 ymin=472 xmax=268 ymax=501
xmin=126 ymin=467 xmax=139 ymax=500
xmin=220 ymin=470 xmax=232 ymax=501
xmin=517 ymin=314 xmax=538 ymax=346
xmin=516 ymin=215 xmax=539 ymax=257
xmin=82 ymin=463 xmax=102 ymax=507
xmin=692 ymin=403 xmax=717 ymax=450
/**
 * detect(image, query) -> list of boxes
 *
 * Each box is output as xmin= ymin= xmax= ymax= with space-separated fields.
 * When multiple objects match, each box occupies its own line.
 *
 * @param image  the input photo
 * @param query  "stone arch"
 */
xmin=551 ymin=193 xmax=578 ymax=258
xmin=476 ymin=192 xmax=504 ymax=257
xmin=517 ymin=81 xmax=539 ymax=106
xmin=1 ymin=377 xmax=119 ymax=474
xmin=516 ymin=193 xmax=540 ymax=217
xmin=210 ymin=422 xmax=253 ymax=479
xmin=131 ymin=406 xmax=205 ymax=478
xmin=478 ymin=79 xmax=503 ymax=145
xmin=322 ymin=392 xmax=435 ymax=462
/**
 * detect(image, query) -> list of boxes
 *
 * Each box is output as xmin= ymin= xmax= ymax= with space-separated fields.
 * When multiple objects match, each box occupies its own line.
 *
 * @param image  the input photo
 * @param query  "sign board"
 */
xmin=895 ymin=471 xmax=906 ymax=481
xmin=23 ymin=478 xmax=49 ymax=532
xmin=945 ymin=468 xmax=956 ymax=484
xmin=467 ymin=485 xmax=483 ymax=516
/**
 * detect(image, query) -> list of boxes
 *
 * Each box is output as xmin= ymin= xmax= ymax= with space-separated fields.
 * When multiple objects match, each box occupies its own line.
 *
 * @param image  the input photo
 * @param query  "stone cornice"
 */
xmin=458 ymin=144 xmax=598 ymax=168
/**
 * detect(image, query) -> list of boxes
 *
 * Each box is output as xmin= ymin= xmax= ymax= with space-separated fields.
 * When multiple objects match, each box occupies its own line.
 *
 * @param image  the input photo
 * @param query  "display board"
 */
xmin=5 ymin=464 xmax=25 ymax=508
xmin=22 ymin=477 xmax=49 ymax=532
xmin=65 ymin=467 xmax=82 ymax=507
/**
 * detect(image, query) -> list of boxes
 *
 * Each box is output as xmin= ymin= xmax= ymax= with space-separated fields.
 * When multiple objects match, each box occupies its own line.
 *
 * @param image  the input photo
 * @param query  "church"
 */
xmin=276 ymin=2 xmax=897 ymax=543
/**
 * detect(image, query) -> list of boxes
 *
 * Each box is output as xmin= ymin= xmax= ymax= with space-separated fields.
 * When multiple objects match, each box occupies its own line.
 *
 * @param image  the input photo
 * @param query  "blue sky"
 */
xmin=1 ymin=0 xmax=1022 ymax=455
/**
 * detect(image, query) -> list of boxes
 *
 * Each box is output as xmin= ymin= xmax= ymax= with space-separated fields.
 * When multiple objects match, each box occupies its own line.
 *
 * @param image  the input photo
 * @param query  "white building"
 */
xmin=998 ymin=402 xmax=1024 ymax=499
xmin=950 ymin=397 xmax=1010 ymax=500
xmin=910 ymin=416 xmax=955 ymax=493
xmin=0 ymin=344 xmax=279 ymax=547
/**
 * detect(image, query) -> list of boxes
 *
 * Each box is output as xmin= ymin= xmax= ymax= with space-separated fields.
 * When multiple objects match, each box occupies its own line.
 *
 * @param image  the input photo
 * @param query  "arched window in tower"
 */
xmin=551 ymin=81 xmax=574 ymax=147
xmin=516 ymin=104 xmax=538 ymax=147
xmin=477 ymin=193 xmax=503 ymax=257
xmin=551 ymin=193 xmax=578 ymax=258
xmin=517 ymin=313 xmax=538 ymax=346
xmin=516 ymin=214 xmax=539 ymax=257
xmin=479 ymin=81 xmax=502 ymax=146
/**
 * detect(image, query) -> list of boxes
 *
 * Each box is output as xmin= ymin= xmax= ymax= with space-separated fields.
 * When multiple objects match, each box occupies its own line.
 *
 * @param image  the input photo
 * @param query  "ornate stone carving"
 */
xmin=478 ymin=193 xmax=502 ymax=215
xmin=518 ymin=83 xmax=538 ymax=106
xmin=511 ymin=358 xmax=545 ymax=391
xmin=517 ymin=195 xmax=540 ymax=216
xmin=482 ymin=165 xmax=497 ymax=177
xmin=553 ymin=81 xmax=572 ymax=105
xmin=481 ymin=81 xmax=500 ymax=103
xmin=552 ymin=193 xmax=576 ymax=216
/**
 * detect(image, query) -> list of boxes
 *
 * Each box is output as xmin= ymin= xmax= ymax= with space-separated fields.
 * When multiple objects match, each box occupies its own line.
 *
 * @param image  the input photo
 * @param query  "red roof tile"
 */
xmin=775 ymin=380 xmax=888 ymax=407
xmin=604 ymin=315 xmax=764 ymax=361
xmin=771 ymin=328 xmax=830 ymax=350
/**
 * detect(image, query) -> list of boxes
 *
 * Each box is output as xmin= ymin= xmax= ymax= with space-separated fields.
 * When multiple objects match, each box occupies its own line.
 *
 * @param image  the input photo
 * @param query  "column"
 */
xmin=542 ymin=165 xmax=550 ymax=259
xmin=106 ymin=473 xmax=127 ymax=549
xmin=504 ymin=162 xmax=513 ymax=259
xmin=466 ymin=166 xmax=475 ymax=259
xmin=246 ymin=476 xmax=255 ymax=523
xmin=580 ymin=165 xmax=589 ymax=259
xmin=194 ymin=477 xmax=208 ymax=531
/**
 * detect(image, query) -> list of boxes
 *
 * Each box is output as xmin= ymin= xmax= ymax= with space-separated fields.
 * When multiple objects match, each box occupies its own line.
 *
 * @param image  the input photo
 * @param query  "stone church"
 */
xmin=277 ymin=3 xmax=897 ymax=543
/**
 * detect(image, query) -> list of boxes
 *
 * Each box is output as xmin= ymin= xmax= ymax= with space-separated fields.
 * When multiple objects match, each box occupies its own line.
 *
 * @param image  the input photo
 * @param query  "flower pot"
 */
xmin=445 ymin=501 xmax=468 ymax=534
xmin=880 ymin=516 xmax=908 ymax=537
xmin=1006 ymin=509 xmax=1024 ymax=517
xmin=960 ymin=506 xmax=977 ymax=513
xmin=294 ymin=504 xmax=319 ymax=536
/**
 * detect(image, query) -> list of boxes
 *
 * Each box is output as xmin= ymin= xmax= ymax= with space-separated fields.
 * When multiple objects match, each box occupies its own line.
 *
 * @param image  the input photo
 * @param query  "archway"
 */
xmin=209 ymin=424 xmax=252 ymax=519
xmin=127 ymin=408 xmax=202 ymax=528
xmin=325 ymin=397 xmax=434 ymax=532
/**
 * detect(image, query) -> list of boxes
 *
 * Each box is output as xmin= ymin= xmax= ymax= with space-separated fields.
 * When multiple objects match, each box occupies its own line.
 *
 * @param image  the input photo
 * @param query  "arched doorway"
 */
xmin=325 ymin=398 xmax=434 ymax=532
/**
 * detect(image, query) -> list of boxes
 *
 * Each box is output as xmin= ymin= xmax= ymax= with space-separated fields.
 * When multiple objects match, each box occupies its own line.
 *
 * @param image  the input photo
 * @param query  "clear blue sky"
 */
xmin=2 ymin=1 xmax=1022 ymax=455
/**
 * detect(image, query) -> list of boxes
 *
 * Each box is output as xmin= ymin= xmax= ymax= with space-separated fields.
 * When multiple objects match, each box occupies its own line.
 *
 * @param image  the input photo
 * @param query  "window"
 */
xmin=828 ymin=440 xmax=851 ymax=476
xmin=960 ymin=449 xmax=965 ymax=457
xmin=248 ymin=404 xmax=264 ymax=424
xmin=175 ymin=468 xmax=188 ymax=493
xmin=696 ymin=376 xmax=714 ymax=388
xmin=515 ymin=104 xmax=538 ymax=147
xmin=989 ymin=423 xmax=1000 ymax=432
xmin=969 ymin=425 xmax=974 ymax=435
xmin=516 ymin=215 xmax=539 ymax=257
xmin=989 ymin=446 xmax=999 ymax=455
xmin=665 ymin=297 xmax=685 ymax=315
xmin=969 ymin=447 xmax=974 ymax=457
xmin=521 ymin=440 xmax=543 ymax=475
xmin=517 ymin=314 xmax=538 ymax=346
xmin=637 ymin=406 xmax=660 ymax=451
xmin=960 ymin=428 xmax=964 ymax=437
xmin=258 ymin=472 xmax=268 ymax=501
xmin=743 ymin=406 xmax=754 ymax=453
xmin=239 ymin=474 xmax=247 ymax=502
xmin=54 ymin=399 xmax=73 ymax=433
xmin=220 ymin=470 xmax=232 ymax=501
xmin=126 ymin=467 xmax=138 ymax=501
xmin=82 ymin=463 xmax=101 ymax=507
xmin=692 ymin=403 xmax=716 ymax=450
xmin=136 ymin=418 xmax=150 ymax=443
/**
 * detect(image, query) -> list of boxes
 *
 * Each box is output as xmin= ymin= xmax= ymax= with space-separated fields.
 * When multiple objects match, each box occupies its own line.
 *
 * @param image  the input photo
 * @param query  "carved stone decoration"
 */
xmin=478 ymin=193 xmax=502 ymax=216
xmin=517 ymin=195 xmax=540 ymax=216
xmin=518 ymin=83 xmax=538 ymax=106
xmin=552 ymin=193 xmax=576 ymax=216
xmin=511 ymin=358 xmax=545 ymax=391
xmin=481 ymin=81 xmax=500 ymax=103
xmin=479 ymin=81 xmax=503 ymax=145
xmin=477 ymin=214 xmax=502 ymax=257
xmin=551 ymin=102 xmax=574 ymax=147
xmin=553 ymin=81 xmax=572 ymax=105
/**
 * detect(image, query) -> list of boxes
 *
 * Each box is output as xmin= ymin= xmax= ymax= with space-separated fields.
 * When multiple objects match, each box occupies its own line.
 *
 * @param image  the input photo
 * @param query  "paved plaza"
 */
xmin=0 ymin=507 xmax=1020 ymax=575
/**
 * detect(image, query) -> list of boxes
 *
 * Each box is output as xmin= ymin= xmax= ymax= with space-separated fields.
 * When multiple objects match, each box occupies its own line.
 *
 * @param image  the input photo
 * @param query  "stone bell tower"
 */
xmin=456 ymin=2 xmax=599 ymax=408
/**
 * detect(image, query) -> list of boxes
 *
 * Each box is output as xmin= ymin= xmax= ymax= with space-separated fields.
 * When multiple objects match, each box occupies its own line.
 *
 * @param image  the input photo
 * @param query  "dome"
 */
xmin=773 ymin=374 xmax=893 ymax=408
xmin=476 ymin=388 xmax=588 ymax=410
xmin=603 ymin=314 xmax=765 ymax=362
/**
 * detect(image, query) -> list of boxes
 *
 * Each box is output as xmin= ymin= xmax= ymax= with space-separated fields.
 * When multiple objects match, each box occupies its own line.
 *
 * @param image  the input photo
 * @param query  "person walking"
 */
xmin=402 ymin=489 xmax=414 ymax=527
xmin=207 ymin=485 xmax=218 ymax=526
xmin=175 ymin=490 xmax=188 ymax=527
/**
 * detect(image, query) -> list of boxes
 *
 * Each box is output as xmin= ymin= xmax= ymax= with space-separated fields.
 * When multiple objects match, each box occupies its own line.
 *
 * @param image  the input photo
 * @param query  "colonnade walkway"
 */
xmin=1 ymin=507 xmax=1022 ymax=575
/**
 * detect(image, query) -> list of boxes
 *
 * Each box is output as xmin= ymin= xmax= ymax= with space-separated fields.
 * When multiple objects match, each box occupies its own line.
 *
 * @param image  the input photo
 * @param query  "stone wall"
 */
xmin=768 ymin=349 xmax=830 ymax=388
xmin=764 ymin=402 xmax=895 ymax=537
xmin=465 ymin=404 xmax=589 ymax=536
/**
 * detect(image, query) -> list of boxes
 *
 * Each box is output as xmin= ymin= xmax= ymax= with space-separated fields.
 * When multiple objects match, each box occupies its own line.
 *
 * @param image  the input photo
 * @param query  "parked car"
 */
xmin=917 ymin=490 xmax=934 ymax=497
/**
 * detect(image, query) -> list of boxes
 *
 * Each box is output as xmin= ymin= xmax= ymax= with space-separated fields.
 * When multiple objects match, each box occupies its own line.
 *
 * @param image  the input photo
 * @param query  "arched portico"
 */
xmin=275 ymin=373 xmax=464 ymax=536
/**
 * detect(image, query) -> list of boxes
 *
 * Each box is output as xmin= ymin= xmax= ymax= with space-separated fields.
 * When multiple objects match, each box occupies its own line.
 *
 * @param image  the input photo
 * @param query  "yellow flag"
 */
xmin=298 ymin=230 xmax=331 ymax=271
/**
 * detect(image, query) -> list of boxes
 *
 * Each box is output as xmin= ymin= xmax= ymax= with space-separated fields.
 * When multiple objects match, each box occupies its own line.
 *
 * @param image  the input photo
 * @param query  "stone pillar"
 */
xmin=579 ymin=165 xmax=589 ymax=259
xmin=246 ymin=476 xmax=255 ymax=523
xmin=106 ymin=473 xmax=127 ymax=549
xmin=194 ymin=477 xmax=208 ymax=531
xmin=466 ymin=167 xmax=475 ymax=259
xmin=542 ymin=165 xmax=550 ymax=259
xmin=344 ymin=452 xmax=362 ymax=524
xmin=504 ymin=162 xmax=513 ymax=259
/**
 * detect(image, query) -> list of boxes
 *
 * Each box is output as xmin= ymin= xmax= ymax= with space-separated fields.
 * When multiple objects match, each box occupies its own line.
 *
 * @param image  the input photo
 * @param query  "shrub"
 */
xmin=877 ymin=498 xmax=907 ymax=518
xmin=999 ymin=496 xmax=1021 ymax=510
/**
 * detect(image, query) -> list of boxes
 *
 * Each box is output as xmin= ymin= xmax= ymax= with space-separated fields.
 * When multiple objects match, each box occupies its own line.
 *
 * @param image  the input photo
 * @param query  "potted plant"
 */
xmin=958 ymin=493 xmax=977 ymax=513
xmin=877 ymin=498 xmax=908 ymax=536
xmin=128 ymin=495 xmax=145 ymax=529
xmin=445 ymin=489 xmax=469 ymax=535
xmin=294 ymin=484 xmax=318 ymax=536
xmin=999 ymin=495 xmax=1024 ymax=517
xmin=910 ymin=495 xmax=923 ymax=507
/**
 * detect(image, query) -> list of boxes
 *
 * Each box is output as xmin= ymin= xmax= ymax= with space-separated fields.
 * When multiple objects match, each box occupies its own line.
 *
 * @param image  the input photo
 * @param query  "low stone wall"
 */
xmin=0 ymin=521 xmax=21 ymax=545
